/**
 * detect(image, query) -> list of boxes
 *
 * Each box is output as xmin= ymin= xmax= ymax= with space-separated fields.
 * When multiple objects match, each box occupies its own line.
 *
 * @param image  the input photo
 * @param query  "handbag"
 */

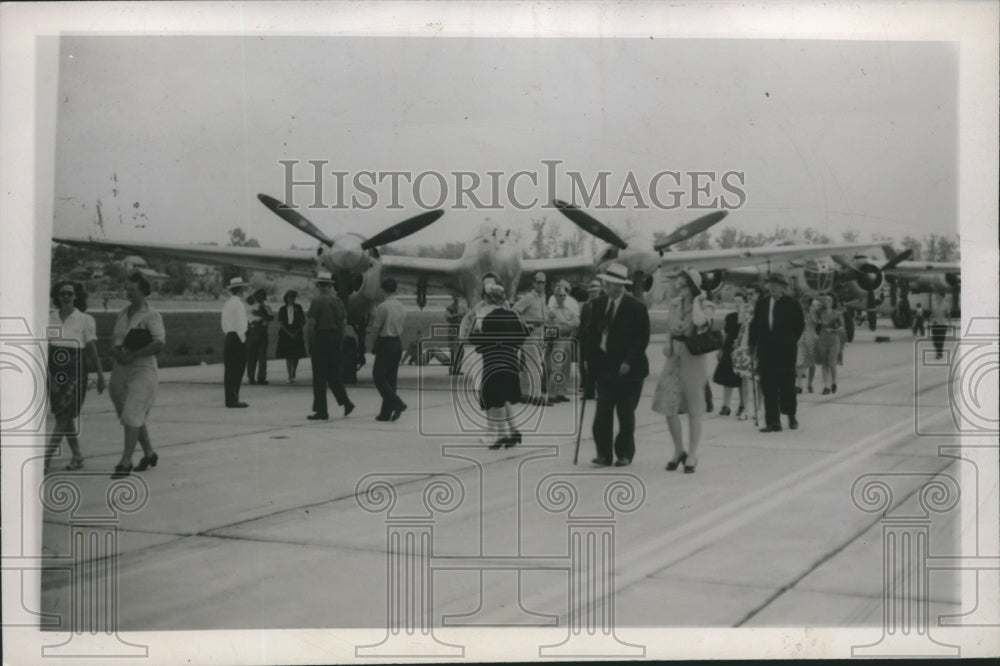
xmin=122 ymin=327 xmax=153 ymax=352
xmin=675 ymin=297 xmax=723 ymax=356
xmin=680 ymin=328 xmax=724 ymax=356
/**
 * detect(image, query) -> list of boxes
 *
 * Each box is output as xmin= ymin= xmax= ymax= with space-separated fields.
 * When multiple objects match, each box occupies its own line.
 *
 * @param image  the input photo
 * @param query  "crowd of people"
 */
xmin=47 ymin=264 xmax=952 ymax=479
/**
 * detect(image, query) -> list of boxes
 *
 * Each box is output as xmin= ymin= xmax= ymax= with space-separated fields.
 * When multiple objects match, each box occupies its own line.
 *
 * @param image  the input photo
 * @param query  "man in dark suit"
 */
xmin=748 ymin=273 xmax=805 ymax=432
xmin=584 ymin=263 xmax=650 ymax=467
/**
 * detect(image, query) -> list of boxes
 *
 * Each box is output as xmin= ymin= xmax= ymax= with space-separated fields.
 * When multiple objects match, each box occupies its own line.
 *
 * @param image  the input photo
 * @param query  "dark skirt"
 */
xmin=48 ymin=345 xmax=86 ymax=422
xmin=276 ymin=329 xmax=307 ymax=359
xmin=479 ymin=353 xmax=523 ymax=409
xmin=712 ymin=345 xmax=742 ymax=387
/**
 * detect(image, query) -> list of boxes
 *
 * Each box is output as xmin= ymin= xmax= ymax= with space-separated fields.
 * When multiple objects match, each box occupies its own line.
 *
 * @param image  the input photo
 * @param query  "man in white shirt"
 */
xmin=221 ymin=277 xmax=250 ymax=408
xmin=545 ymin=284 xmax=581 ymax=403
xmin=546 ymin=279 xmax=580 ymax=317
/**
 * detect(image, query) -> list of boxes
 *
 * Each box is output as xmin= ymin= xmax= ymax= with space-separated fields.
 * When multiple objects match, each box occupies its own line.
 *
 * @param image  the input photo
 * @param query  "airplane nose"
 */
xmin=322 ymin=242 xmax=366 ymax=272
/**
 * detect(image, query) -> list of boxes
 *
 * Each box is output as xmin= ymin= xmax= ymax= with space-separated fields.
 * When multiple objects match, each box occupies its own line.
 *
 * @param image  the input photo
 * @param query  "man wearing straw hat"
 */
xmin=306 ymin=271 xmax=355 ymax=420
xmin=221 ymin=276 xmax=250 ymax=408
xmin=512 ymin=271 xmax=549 ymax=406
xmin=585 ymin=262 xmax=650 ymax=467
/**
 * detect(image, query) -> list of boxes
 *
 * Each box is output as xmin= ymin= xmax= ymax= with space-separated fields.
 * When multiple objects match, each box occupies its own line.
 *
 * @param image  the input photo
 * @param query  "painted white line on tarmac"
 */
xmin=485 ymin=406 xmax=955 ymax=624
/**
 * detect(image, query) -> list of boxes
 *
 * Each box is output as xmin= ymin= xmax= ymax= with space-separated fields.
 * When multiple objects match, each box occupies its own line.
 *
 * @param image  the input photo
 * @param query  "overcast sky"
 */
xmin=52 ymin=35 xmax=957 ymax=251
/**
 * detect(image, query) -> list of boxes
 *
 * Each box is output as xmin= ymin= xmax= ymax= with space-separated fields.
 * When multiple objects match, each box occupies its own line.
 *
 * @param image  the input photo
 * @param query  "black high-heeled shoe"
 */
xmin=665 ymin=451 xmax=688 ymax=471
xmin=684 ymin=459 xmax=697 ymax=474
xmin=110 ymin=463 xmax=133 ymax=479
xmin=488 ymin=437 xmax=510 ymax=450
xmin=135 ymin=452 xmax=158 ymax=472
xmin=504 ymin=432 xmax=522 ymax=448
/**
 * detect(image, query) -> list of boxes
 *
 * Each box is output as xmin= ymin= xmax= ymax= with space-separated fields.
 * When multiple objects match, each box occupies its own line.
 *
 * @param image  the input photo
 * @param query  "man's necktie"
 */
xmin=601 ymin=299 xmax=615 ymax=352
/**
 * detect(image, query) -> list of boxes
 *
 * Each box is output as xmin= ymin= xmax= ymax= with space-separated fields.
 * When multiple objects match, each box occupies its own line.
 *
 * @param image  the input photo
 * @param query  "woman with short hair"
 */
xmin=276 ymin=290 xmax=307 ymax=383
xmin=712 ymin=290 xmax=746 ymax=416
xmin=732 ymin=283 xmax=763 ymax=421
xmin=469 ymin=283 xmax=529 ymax=449
xmin=815 ymin=293 xmax=843 ymax=394
xmin=45 ymin=281 xmax=105 ymax=472
xmin=796 ymin=297 xmax=821 ymax=393
xmin=108 ymin=272 xmax=165 ymax=478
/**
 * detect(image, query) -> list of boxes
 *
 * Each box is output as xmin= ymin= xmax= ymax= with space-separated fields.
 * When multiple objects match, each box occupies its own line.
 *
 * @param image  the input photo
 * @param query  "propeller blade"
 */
xmin=831 ymin=255 xmax=862 ymax=276
xmin=880 ymin=248 xmax=913 ymax=272
xmin=552 ymin=200 xmax=628 ymax=250
xmin=361 ymin=210 xmax=444 ymax=251
xmin=258 ymin=194 xmax=336 ymax=247
xmin=653 ymin=210 xmax=729 ymax=253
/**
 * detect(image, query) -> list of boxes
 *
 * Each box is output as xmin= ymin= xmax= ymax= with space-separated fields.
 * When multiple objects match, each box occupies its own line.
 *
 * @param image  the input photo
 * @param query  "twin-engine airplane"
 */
xmin=550 ymin=201 xmax=894 ymax=309
xmin=54 ymin=194 xmax=889 ymax=343
xmin=714 ymin=243 xmax=917 ymax=340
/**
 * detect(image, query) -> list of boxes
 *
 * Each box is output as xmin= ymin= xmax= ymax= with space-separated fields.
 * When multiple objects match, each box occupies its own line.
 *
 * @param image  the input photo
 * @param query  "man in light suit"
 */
xmin=584 ymin=263 xmax=650 ymax=467
xmin=748 ymin=273 xmax=805 ymax=432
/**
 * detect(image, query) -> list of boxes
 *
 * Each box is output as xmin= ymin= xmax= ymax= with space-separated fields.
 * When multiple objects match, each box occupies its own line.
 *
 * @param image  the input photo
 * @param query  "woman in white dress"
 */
xmin=108 ymin=273 xmax=166 ymax=478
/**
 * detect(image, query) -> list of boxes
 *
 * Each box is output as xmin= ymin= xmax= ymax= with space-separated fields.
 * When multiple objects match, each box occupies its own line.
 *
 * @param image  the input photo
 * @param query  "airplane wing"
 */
xmin=885 ymin=261 xmax=960 ymax=281
xmin=53 ymin=236 xmax=318 ymax=276
xmin=658 ymin=242 xmax=884 ymax=272
xmin=520 ymin=255 xmax=596 ymax=289
xmin=379 ymin=254 xmax=464 ymax=290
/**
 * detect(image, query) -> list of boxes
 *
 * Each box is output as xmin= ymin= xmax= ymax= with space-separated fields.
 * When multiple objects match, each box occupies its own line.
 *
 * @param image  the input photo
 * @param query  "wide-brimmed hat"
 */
xmin=586 ymin=279 xmax=604 ymax=292
xmin=597 ymin=263 xmax=632 ymax=285
xmin=666 ymin=267 xmax=702 ymax=293
xmin=533 ymin=271 xmax=547 ymax=283
xmin=553 ymin=285 xmax=568 ymax=296
xmin=765 ymin=273 xmax=789 ymax=286
xmin=227 ymin=277 xmax=247 ymax=291
xmin=315 ymin=270 xmax=336 ymax=285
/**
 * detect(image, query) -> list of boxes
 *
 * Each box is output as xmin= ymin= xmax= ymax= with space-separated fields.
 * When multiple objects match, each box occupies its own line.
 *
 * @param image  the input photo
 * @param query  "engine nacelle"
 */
xmin=854 ymin=263 xmax=883 ymax=292
xmin=906 ymin=273 xmax=957 ymax=293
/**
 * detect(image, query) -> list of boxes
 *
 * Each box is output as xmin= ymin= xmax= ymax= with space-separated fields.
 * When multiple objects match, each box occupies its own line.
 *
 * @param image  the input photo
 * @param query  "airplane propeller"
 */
xmin=258 ymin=194 xmax=336 ymax=247
xmin=259 ymin=194 xmax=444 ymax=251
xmin=361 ymin=209 xmax=444 ymax=250
xmin=653 ymin=210 xmax=729 ymax=253
xmin=831 ymin=248 xmax=914 ymax=290
xmin=553 ymin=200 xmax=628 ymax=249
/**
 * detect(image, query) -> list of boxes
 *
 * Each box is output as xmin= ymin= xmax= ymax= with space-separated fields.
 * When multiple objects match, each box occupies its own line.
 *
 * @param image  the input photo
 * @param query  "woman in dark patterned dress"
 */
xmin=276 ymin=290 xmax=307 ymax=383
xmin=45 ymin=281 xmax=105 ymax=472
xmin=469 ymin=284 xmax=529 ymax=450
xmin=713 ymin=290 xmax=746 ymax=416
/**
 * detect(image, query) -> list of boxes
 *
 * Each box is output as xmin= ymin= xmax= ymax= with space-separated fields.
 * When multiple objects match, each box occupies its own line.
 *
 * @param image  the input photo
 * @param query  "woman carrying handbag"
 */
xmin=652 ymin=268 xmax=716 ymax=474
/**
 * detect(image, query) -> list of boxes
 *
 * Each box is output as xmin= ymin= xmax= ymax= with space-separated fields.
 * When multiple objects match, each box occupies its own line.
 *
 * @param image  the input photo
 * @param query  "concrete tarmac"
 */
xmin=39 ymin=328 xmax=968 ymax=640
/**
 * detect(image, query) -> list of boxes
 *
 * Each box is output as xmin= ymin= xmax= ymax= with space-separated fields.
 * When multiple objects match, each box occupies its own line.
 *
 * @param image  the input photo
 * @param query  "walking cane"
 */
xmin=750 ymin=352 xmax=759 ymax=427
xmin=573 ymin=392 xmax=587 ymax=465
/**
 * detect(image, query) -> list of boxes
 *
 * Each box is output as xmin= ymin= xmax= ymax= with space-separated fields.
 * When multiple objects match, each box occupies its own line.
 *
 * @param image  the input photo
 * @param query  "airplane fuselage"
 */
xmin=455 ymin=224 xmax=522 ymax=306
